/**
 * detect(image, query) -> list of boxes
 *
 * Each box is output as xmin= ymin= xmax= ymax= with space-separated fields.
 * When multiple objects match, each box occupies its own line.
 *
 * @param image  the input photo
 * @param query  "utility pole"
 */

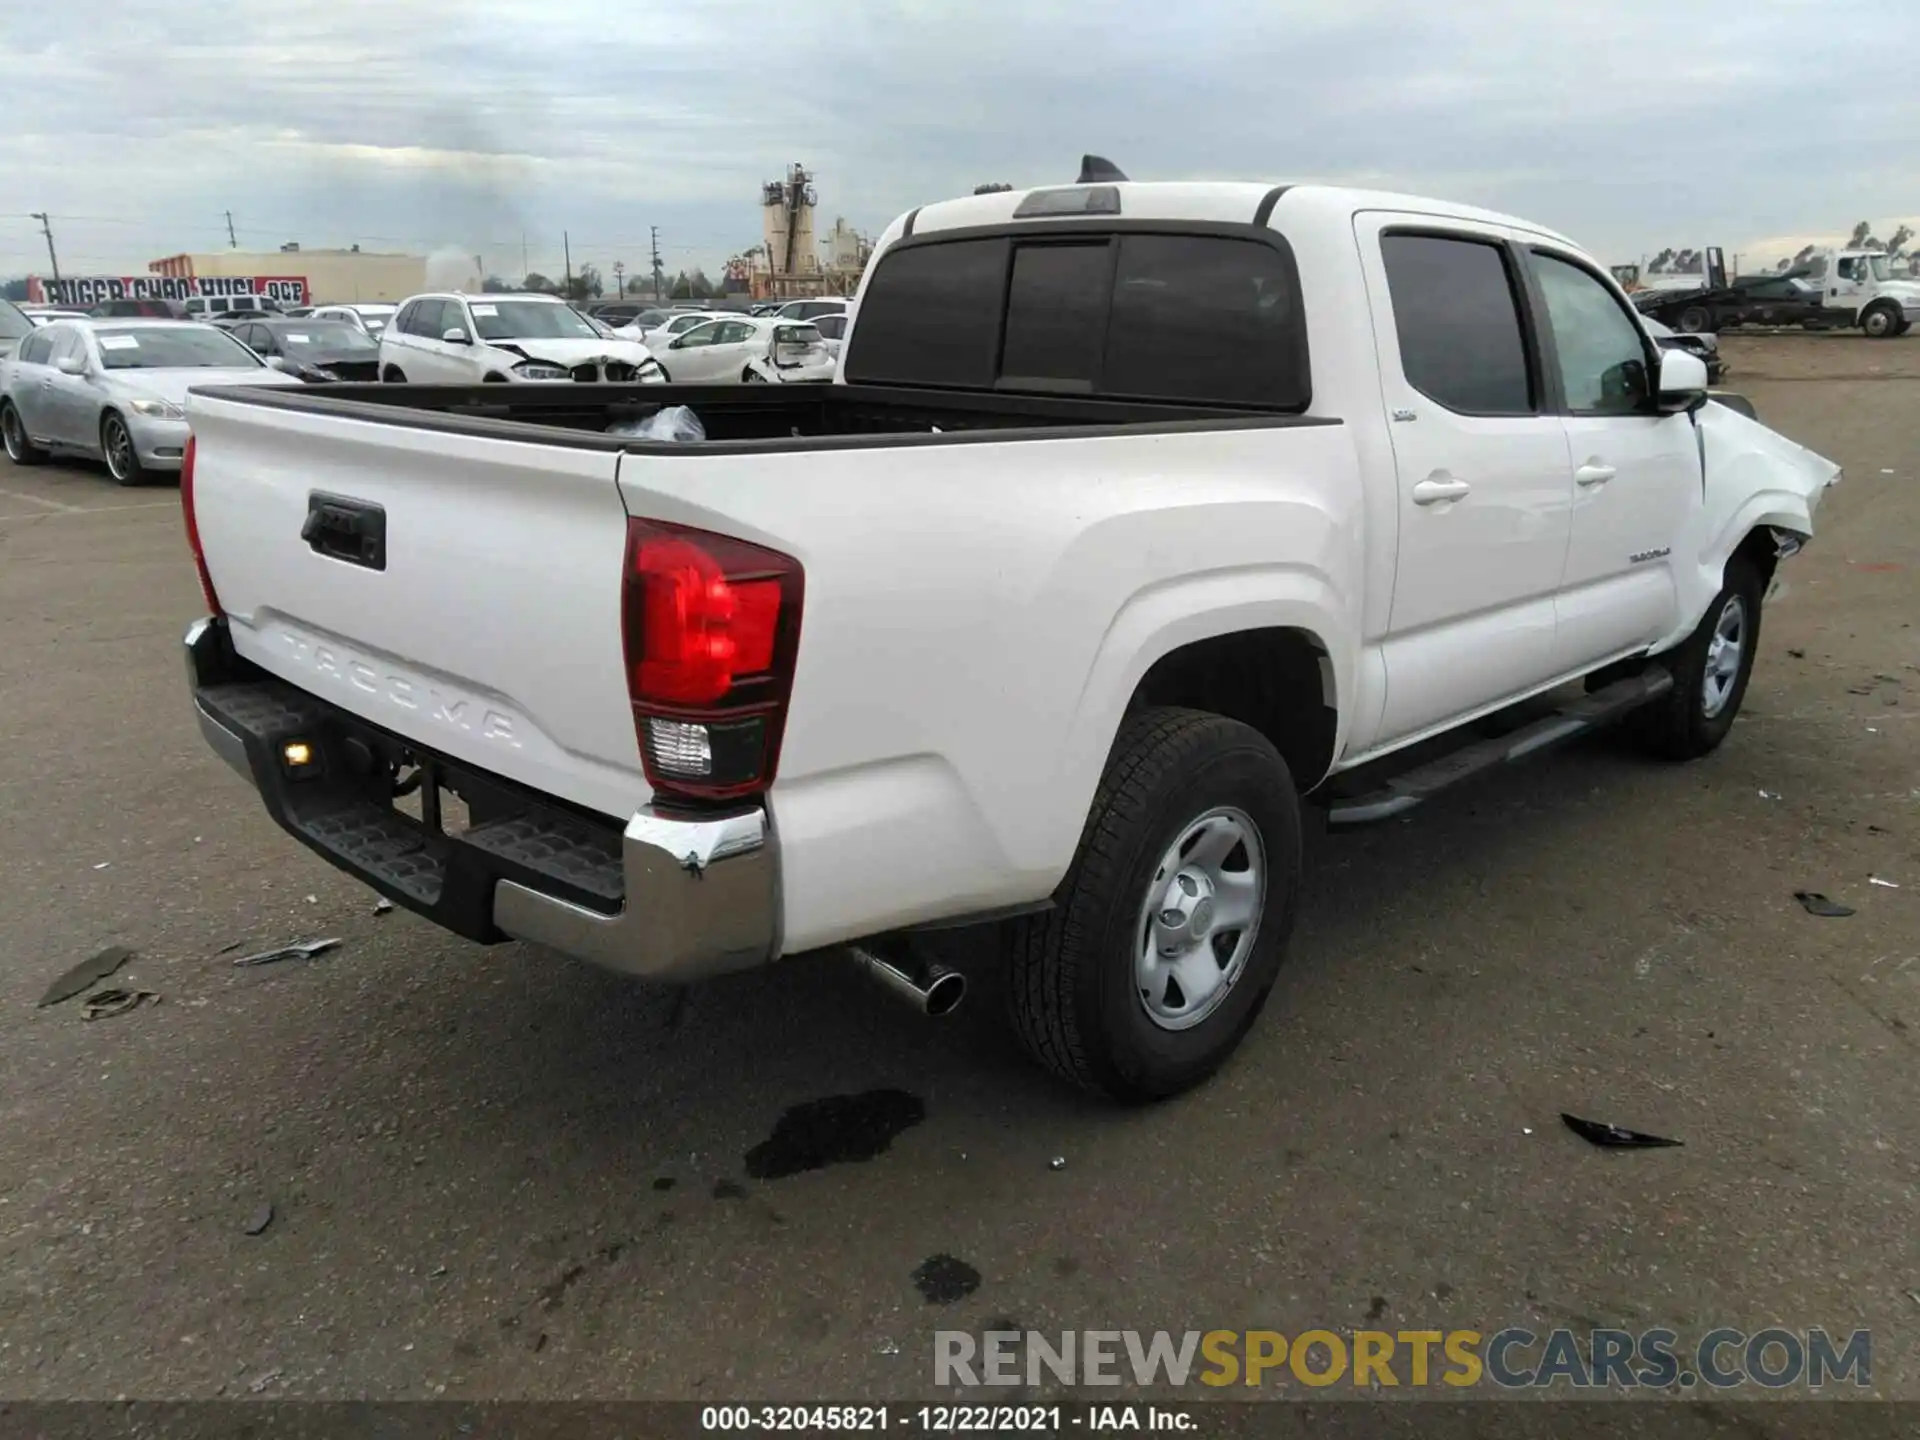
xmin=521 ymin=231 xmax=529 ymax=280
xmin=563 ymin=229 xmax=573 ymax=300
xmin=28 ymin=212 xmax=60 ymax=284
xmin=649 ymin=227 xmax=665 ymax=301
xmin=612 ymin=260 xmax=625 ymax=297
xmin=225 ymin=210 xmax=237 ymax=247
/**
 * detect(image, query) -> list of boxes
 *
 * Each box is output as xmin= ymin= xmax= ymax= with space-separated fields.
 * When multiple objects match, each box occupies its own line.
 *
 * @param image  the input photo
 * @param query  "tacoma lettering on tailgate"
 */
xmin=279 ymin=633 xmax=521 ymax=746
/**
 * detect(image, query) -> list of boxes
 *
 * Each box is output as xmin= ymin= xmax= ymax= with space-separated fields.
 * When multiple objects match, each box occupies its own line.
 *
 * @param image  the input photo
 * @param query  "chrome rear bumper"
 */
xmin=184 ymin=617 xmax=779 ymax=983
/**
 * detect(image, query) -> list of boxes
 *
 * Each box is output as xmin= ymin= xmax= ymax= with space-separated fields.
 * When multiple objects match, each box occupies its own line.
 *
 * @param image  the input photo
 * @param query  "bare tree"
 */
xmin=1888 ymin=224 xmax=1913 ymax=258
xmin=1849 ymin=221 xmax=1874 ymax=248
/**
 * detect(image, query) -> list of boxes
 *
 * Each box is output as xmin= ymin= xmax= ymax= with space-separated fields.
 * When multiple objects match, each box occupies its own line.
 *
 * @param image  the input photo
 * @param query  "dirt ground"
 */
xmin=0 ymin=337 xmax=1915 ymax=1414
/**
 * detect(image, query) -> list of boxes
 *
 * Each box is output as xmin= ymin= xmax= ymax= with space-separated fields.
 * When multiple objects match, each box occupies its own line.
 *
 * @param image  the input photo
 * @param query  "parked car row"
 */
xmin=375 ymin=291 xmax=837 ymax=385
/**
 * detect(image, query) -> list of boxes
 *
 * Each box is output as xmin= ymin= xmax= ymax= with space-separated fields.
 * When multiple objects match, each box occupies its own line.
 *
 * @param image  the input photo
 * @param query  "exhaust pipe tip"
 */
xmin=923 ymin=969 xmax=967 ymax=1018
xmin=848 ymin=943 xmax=968 ymax=1018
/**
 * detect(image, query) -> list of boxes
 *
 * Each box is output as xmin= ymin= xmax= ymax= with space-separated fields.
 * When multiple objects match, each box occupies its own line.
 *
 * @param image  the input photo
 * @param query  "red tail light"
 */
xmin=620 ymin=518 xmax=803 ymax=803
xmin=179 ymin=434 xmax=223 ymax=616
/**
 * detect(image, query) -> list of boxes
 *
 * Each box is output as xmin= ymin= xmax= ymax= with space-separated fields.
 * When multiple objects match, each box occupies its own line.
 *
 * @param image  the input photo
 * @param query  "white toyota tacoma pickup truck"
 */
xmin=181 ymin=161 xmax=1839 ymax=1101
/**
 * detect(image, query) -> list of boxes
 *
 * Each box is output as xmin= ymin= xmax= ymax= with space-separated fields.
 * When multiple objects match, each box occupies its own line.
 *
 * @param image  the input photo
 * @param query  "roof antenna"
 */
xmin=1077 ymin=154 xmax=1129 ymax=184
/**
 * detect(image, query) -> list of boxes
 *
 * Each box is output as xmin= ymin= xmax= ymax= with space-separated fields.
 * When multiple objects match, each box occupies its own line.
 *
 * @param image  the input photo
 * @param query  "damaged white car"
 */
xmin=649 ymin=316 xmax=837 ymax=384
xmin=377 ymin=292 xmax=666 ymax=385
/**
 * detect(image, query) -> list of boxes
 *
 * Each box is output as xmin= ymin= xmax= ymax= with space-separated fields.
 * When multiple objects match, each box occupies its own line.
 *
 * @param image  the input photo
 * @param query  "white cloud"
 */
xmin=1 ymin=0 xmax=1916 ymax=283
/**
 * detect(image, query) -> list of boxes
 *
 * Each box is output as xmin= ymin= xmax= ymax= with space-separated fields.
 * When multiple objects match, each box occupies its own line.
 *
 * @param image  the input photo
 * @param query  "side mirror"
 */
xmin=442 ymin=327 xmax=470 ymax=344
xmin=265 ymin=355 xmax=289 ymax=371
xmin=55 ymin=355 xmax=86 ymax=376
xmin=1655 ymin=348 xmax=1709 ymax=413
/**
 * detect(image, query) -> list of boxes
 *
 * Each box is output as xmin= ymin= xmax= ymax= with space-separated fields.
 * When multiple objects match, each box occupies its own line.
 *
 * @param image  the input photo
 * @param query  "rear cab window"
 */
xmin=845 ymin=229 xmax=1310 ymax=409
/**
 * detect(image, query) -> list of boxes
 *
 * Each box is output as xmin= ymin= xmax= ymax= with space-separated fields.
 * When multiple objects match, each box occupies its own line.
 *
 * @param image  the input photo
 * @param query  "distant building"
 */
xmin=821 ymin=216 xmax=872 ymax=274
xmin=147 ymin=246 xmax=427 ymax=304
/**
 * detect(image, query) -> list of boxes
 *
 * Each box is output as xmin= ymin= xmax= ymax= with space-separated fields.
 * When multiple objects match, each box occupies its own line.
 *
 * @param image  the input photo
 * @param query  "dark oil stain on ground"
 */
xmin=912 ymin=1254 xmax=981 ymax=1305
xmin=713 ymin=1178 xmax=747 ymax=1200
xmin=652 ymin=1176 xmax=676 ymax=1192
xmin=745 ymin=1090 xmax=927 ymax=1180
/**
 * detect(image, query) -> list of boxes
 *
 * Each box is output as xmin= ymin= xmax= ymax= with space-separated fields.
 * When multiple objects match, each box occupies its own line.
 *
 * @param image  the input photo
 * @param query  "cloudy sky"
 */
xmin=2 ymin=0 xmax=1916 ymax=287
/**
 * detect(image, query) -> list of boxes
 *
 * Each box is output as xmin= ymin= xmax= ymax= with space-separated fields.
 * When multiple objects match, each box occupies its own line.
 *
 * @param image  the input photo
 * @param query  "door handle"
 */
xmin=1412 ymin=477 xmax=1471 ymax=505
xmin=1575 ymin=464 xmax=1617 ymax=487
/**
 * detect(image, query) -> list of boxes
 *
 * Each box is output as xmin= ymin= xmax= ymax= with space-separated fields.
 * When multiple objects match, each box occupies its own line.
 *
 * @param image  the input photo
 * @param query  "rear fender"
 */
xmin=1058 ymin=569 xmax=1353 ymax=806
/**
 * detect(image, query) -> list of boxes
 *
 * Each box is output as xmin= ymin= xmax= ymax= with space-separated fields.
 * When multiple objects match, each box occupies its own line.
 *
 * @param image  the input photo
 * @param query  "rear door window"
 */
xmin=1380 ymin=234 xmax=1535 ymax=416
xmin=846 ymin=231 xmax=1309 ymax=408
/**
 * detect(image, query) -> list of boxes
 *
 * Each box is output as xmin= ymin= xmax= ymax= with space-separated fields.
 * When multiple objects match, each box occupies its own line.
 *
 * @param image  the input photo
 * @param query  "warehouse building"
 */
xmin=147 ymin=245 xmax=426 ymax=303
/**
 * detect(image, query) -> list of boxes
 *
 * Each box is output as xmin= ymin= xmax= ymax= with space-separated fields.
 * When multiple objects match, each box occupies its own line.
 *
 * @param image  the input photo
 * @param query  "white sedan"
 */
xmin=649 ymin=316 xmax=836 ymax=384
xmin=636 ymin=310 xmax=731 ymax=351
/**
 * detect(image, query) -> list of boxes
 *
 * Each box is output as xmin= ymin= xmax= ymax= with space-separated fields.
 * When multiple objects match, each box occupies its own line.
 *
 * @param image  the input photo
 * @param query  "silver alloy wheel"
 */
xmin=1701 ymin=593 xmax=1747 ymax=718
xmin=1864 ymin=307 xmax=1895 ymax=338
xmin=2 ymin=406 xmax=22 ymax=461
xmin=103 ymin=415 xmax=135 ymax=481
xmin=1134 ymin=806 xmax=1266 ymax=1031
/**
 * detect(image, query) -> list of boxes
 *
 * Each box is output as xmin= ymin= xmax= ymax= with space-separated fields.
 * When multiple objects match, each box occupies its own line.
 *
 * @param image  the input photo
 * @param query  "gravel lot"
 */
xmin=1 ymin=336 xmax=1915 ymax=1408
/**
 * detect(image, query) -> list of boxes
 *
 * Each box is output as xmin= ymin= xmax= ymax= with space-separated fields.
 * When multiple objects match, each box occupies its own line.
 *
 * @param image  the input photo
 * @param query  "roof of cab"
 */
xmin=896 ymin=180 xmax=1578 ymax=252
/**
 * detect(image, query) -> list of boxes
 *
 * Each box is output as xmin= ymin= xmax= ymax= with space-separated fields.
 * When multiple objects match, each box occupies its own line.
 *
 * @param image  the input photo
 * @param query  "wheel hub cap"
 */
xmin=1702 ymin=594 xmax=1745 ymax=718
xmin=1135 ymin=808 xmax=1266 ymax=1032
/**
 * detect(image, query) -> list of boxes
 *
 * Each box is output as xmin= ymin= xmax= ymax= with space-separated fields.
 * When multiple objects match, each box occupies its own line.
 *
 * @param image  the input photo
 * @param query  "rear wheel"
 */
xmin=1004 ymin=707 xmax=1301 ymax=1102
xmin=743 ymin=367 xmax=766 ymax=382
xmin=382 ymin=365 xmax=408 ymax=383
xmin=1630 ymin=556 xmax=1763 ymax=760
xmin=1676 ymin=306 xmax=1712 ymax=334
xmin=1 ymin=401 xmax=46 ymax=465
xmin=101 ymin=412 xmax=148 ymax=487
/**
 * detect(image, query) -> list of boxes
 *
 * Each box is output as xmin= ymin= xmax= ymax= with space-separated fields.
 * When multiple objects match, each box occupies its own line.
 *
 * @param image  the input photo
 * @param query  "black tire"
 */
xmin=382 ymin=365 xmax=408 ymax=383
xmin=1004 ymin=707 xmax=1302 ymax=1102
xmin=654 ymin=365 xmax=672 ymax=382
xmin=1 ymin=401 xmax=46 ymax=465
xmin=483 ymin=372 xmax=508 ymax=383
xmin=100 ymin=411 xmax=148 ymax=487
xmin=1895 ymin=317 xmax=1913 ymax=337
xmin=1676 ymin=306 xmax=1711 ymax=334
xmin=1861 ymin=303 xmax=1901 ymax=340
xmin=743 ymin=367 xmax=766 ymax=383
xmin=1630 ymin=557 xmax=1763 ymax=760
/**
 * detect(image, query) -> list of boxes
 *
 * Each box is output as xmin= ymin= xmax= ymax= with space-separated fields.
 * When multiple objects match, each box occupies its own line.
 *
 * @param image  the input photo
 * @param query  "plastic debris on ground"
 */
xmin=1758 ymin=790 xmax=1781 ymax=800
xmin=1560 ymin=1113 xmax=1682 ymax=1149
xmin=39 ymin=945 xmax=135 ymax=1007
xmin=1049 ymin=1156 xmax=1067 ymax=1171
xmin=606 ymin=406 xmax=705 ymax=442
xmin=1869 ymin=877 xmax=1900 ymax=889
xmin=233 ymin=937 xmax=342 ymax=968
xmin=243 ymin=1203 xmax=275 ymax=1236
xmin=82 ymin=989 xmax=158 ymax=1021
xmin=373 ymin=898 xmax=394 ymax=916
xmin=1794 ymin=891 xmax=1856 ymax=917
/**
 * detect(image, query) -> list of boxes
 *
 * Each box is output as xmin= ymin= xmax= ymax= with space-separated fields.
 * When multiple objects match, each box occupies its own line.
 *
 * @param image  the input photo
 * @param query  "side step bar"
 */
xmin=1326 ymin=667 xmax=1674 ymax=827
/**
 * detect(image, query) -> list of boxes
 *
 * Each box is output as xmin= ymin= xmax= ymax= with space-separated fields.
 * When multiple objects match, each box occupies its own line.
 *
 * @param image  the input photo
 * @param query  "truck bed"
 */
xmin=195 ymin=380 xmax=1330 ymax=452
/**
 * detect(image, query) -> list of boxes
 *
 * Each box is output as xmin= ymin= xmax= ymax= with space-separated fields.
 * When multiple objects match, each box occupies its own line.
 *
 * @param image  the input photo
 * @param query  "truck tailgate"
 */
xmin=187 ymin=392 xmax=646 ymax=820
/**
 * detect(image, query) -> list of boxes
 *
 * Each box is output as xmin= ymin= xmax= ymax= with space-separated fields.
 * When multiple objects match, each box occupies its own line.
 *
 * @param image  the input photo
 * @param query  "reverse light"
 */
xmin=179 ymin=434 xmax=222 ymax=616
xmin=620 ymin=519 xmax=803 ymax=803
